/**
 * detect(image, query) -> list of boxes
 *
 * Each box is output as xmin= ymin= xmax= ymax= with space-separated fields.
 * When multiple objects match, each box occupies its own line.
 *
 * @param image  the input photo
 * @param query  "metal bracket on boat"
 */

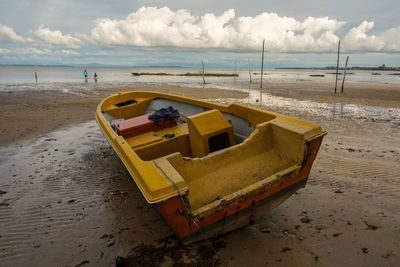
xmin=152 ymin=159 xmax=193 ymax=230
xmin=153 ymin=133 xmax=175 ymax=139
xmin=177 ymin=207 xmax=192 ymax=220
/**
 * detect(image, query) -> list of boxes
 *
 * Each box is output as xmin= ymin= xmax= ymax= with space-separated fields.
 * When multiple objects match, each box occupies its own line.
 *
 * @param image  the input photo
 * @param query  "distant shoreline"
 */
xmin=1 ymin=64 xmax=399 ymax=71
xmin=276 ymin=66 xmax=400 ymax=71
xmin=0 ymin=64 xmax=193 ymax=68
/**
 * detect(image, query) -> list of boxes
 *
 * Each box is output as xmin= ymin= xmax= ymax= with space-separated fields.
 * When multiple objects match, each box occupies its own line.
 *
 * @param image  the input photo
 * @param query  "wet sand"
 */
xmin=0 ymin=83 xmax=399 ymax=266
xmin=254 ymin=81 xmax=400 ymax=108
xmin=0 ymin=85 xmax=247 ymax=147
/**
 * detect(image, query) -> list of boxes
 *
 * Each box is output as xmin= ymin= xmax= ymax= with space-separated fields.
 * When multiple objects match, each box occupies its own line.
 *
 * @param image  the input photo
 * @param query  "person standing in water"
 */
xmin=94 ymin=72 xmax=98 ymax=83
xmin=84 ymin=69 xmax=88 ymax=78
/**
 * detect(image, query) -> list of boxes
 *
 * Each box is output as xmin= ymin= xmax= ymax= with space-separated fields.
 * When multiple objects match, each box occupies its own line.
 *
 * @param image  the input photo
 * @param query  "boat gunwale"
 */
xmin=191 ymin=163 xmax=302 ymax=218
xmin=96 ymin=91 xmax=326 ymax=204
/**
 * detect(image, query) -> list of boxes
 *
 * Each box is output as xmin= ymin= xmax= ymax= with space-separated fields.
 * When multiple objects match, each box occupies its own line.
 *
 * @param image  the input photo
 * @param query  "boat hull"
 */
xmin=157 ymin=134 xmax=324 ymax=243
xmin=96 ymin=91 xmax=327 ymax=243
xmin=181 ymin=178 xmax=307 ymax=244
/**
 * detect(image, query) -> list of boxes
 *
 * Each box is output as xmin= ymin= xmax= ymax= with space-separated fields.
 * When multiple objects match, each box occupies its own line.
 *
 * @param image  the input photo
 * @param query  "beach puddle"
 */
xmin=0 ymin=82 xmax=128 ymax=96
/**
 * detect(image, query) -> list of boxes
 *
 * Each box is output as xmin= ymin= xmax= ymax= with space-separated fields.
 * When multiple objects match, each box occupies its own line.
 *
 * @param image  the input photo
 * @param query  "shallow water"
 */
xmin=1 ymin=65 xmax=400 ymax=88
xmin=1 ymin=65 xmax=400 ymax=125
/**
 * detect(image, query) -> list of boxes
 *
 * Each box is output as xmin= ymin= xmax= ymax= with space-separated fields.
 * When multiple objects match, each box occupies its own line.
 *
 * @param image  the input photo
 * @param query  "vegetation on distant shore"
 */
xmin=277 ymin=64 xmax=400 ymax=71
xmin=330 ymin=64 xmax=399 ymax=71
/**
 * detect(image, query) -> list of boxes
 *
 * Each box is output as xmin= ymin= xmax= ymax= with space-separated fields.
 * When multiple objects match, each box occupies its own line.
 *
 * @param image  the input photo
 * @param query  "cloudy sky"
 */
xmin=0 ymin=0 xmax=399 ymax=67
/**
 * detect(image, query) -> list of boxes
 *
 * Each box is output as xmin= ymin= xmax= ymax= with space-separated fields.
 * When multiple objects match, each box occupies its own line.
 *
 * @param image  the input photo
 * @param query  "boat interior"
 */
xmin=100 ymin=95 xmax=310 ymax=212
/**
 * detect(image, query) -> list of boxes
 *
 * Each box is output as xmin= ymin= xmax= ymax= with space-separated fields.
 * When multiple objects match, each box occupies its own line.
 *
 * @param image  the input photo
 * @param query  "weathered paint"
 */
xmin=157 ymin=135 xmax=324 ymax=239
xmin=187 ymin=109 xmax=236 ymax=157
xmin=96 ymin=91 xmax=327 ymax=241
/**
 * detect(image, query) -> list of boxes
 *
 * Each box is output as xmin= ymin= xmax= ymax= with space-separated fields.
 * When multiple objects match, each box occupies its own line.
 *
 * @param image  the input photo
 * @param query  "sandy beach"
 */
xmin=0 ymin=82 xmax=399 ymax=266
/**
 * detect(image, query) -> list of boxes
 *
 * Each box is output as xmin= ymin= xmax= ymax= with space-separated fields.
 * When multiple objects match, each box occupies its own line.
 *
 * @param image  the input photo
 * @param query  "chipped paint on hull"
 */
xmin=96 ymin=91 xmax=327 ymax=242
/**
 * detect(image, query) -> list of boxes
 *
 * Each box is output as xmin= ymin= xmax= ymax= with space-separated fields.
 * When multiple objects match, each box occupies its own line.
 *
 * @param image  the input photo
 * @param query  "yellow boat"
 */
xmin=96 ymin=91 xmax=327 ymax=243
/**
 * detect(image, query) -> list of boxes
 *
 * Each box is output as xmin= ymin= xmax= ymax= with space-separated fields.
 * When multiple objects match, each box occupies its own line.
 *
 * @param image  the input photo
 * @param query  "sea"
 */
xmin=0 ymin=65 xmax=399 ymax=124
xmin=1 ymin=65 xmax=400 ymax=88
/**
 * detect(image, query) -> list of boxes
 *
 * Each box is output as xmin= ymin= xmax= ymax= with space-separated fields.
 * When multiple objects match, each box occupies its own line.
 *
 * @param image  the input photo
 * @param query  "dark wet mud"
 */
xmin=0 ymin=121 xmax=223 ymax=266
xmin=1 ymin=117 xmax=399 ymax=266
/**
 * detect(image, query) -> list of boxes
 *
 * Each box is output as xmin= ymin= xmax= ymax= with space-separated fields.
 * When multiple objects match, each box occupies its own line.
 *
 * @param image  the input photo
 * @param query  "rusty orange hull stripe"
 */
xmin=157 ymin=136 xmax=323 ymax=238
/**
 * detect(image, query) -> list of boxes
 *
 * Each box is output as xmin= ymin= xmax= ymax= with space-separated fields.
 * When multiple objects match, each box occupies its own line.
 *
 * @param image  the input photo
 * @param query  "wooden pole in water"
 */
xmin=248 ymin=58 xmax=252 ymax=84
xmin=34 ymin=65 xmax=38 ymax=84
xmin=247 ymin=59 xmax=252 ymax=105
xmin=260 ymin=39 xmax=265 ymax=104
xmin=201 ymin=60 xmax=205 ymax=84
xmin=334 ymin=40 xmax=341 ymax=93
xmin=234 ymin=61 xmax=237 ymax=81
xmin=341 ymin=56 xmax=349 ymax=93
xmin=260 ymin=39 xmax=265 ymax=89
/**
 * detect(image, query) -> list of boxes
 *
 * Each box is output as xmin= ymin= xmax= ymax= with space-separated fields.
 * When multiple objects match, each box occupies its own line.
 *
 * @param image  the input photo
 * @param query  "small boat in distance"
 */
xmin=96 ymin=91 xmax=327 ymax=243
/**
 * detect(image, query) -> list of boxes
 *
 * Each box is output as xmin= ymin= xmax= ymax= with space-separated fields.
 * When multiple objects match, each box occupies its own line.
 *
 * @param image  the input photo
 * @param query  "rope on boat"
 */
xmin=152 ymin=159 xmax=193 ymax=232
xmin=152 ymin=160 xmax=227 ymax=267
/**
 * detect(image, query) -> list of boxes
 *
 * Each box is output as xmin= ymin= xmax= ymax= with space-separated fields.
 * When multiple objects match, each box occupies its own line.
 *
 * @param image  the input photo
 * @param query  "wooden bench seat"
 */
xmin=125 ymin=123 xmax=190 ymax=160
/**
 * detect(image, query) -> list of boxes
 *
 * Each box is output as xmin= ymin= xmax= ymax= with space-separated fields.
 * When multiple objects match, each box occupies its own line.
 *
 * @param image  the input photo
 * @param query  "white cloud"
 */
xmin=0 ymin=24 xmax=32 ymax=43
xmin=15 ymin=47 xmax=46 ymax=55
xmin=343 ymin=21 xmax=400 ymax=52
xmin=1 ymin=47 xmax=46 ymax=55
xmin=61 ymin=49 xmax=79 ymax=55
xmin=33 ymin=26 xmax=84 ymax=48
xmin=380 ymin=27 xmax=400 ymax=51
xmin=0 ymin=48 xmax=11 ymax=54
xmin=343 ymin=21 xmax=384 ymax=51
xmin=83 ymin=51 xmax=109 ymax=56
xmin=89 ymin=7 xmax=345 ymax=52
xmin=2 ymin=7 xmax=400 ymax=59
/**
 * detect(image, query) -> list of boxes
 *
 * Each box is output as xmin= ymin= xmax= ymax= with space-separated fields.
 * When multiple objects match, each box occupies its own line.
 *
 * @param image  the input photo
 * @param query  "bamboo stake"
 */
xmin=201 ymin=60 xmax=205 ymax=84
xmin=334 ymin=40 xmax=341 ymax=93
xmin=260 ymin=39 xmax=265 ymax=89
xmin=247 ymin=58 xmax=251 ymax=105
xmin=248 ymin=85 xmax=251 ymax=106
xmin=260 ymin=39 xmax=265 ymax=104
xmin=234 ymin=61 xmax=237 ymax=81
xmin=34 ymin=65 xmax=38 ymax=84
xmin=248 ymin=58 xmax=252 ymax=84
xmin=341 ymin=56 xmax=349 ymax=93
